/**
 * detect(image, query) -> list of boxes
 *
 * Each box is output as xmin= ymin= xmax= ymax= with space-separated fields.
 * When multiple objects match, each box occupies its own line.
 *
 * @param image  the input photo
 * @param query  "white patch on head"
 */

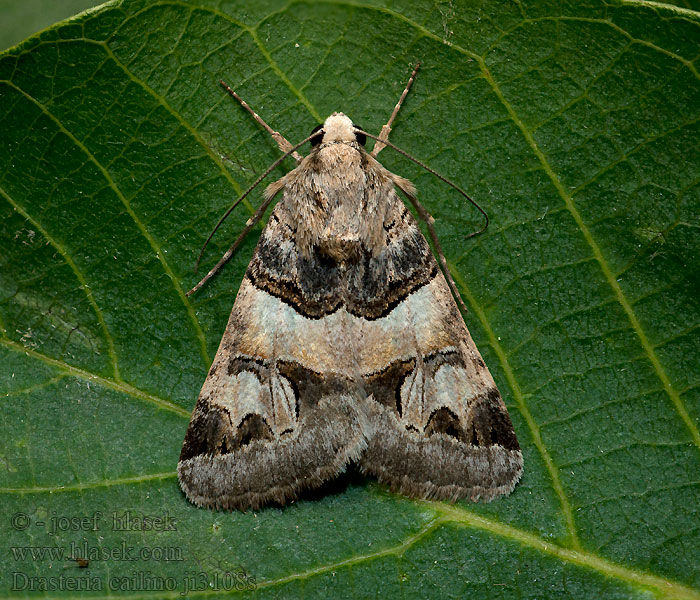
xmin=322 ymin=112 xmax=356 ymax=143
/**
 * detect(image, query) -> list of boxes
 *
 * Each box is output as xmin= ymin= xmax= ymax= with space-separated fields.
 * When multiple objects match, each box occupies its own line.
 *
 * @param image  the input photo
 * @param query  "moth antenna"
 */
xmin=357 ymin=129 xmax=489 ymax=238
xmin=396 ymin=184 xmax=468 ymax=313
xmin=187 ymin=188 xmax=280 ymax=297
xmin=188 ymin=132 xmax=319 ymax=296
xmin=219 ymin=80 xmax=303 ymax=163
xmin=356 ymin=128 xmax=489 ymax=312
xmin=372 ymin=62 xmax=420 ymax=157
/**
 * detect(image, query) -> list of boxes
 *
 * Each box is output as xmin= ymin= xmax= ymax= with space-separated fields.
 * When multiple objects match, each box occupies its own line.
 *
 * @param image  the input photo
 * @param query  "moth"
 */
xmin=178 ymin=65 xmax=523 ymax=510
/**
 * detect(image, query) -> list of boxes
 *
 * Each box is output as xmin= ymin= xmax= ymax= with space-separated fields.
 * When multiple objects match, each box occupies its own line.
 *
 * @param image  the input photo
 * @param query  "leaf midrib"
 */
xmin=3 ymin=479 xmax=697 ymax=600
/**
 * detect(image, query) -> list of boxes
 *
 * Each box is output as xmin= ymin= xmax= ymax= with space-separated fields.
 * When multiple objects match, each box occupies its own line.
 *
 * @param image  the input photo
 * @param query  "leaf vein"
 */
xmin=0 ymin=77 xmax=211 ymax=368
xmin=449 ymin=266 xmax=581 ymax=548
xmin=0 ymin=183 xmax=122 ymax=381
xmin=425 ymin=501 xmax=700 ymax=600
xmin=477 ymin=65 xmax=700 ymax=455
xmin=0 ymin=471 xmax=177 ymax=494
xmin=0 ymin=337 xmax=189 ymax=418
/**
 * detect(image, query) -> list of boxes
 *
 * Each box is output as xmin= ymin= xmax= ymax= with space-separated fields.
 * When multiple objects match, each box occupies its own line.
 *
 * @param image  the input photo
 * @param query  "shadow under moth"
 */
xmin=178 ymin=65 xmax=523 ymax=510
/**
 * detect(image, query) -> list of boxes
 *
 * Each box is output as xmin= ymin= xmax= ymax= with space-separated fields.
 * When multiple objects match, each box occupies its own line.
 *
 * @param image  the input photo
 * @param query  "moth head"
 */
xmin=311 ymin=112 xmax=366 ymax=147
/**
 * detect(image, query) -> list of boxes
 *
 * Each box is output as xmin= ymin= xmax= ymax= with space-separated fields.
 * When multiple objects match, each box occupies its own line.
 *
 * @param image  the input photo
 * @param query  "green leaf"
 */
xmin=0 ymin=0 xmax=102 ymax=52
xmin=1 ymin=0 xmax=699 ymax=597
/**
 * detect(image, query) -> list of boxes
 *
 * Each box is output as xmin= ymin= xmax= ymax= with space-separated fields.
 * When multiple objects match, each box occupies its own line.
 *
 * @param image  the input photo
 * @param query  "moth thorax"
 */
xmin=315 ymin=216 xmax=386 ymax=262
xmin=316 ymin=235 xmax=363 ymax=263
xmin=295 ymin=146 xmax=385 ymax=262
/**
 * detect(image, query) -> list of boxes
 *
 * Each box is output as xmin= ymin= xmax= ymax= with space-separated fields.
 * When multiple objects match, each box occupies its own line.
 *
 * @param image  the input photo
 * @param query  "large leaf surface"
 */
xmin=1 ymin=0 xmax=699 ymax=597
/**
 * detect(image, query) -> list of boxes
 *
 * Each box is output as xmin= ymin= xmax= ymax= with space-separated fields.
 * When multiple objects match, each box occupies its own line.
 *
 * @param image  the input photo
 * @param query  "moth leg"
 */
xmin=220 ymin=80 xmax=303 ymax=163
xmin=186 ymin=184 xmax=280 ymax=296
xmin=371 ymin=62 xmax=420 ymax=157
